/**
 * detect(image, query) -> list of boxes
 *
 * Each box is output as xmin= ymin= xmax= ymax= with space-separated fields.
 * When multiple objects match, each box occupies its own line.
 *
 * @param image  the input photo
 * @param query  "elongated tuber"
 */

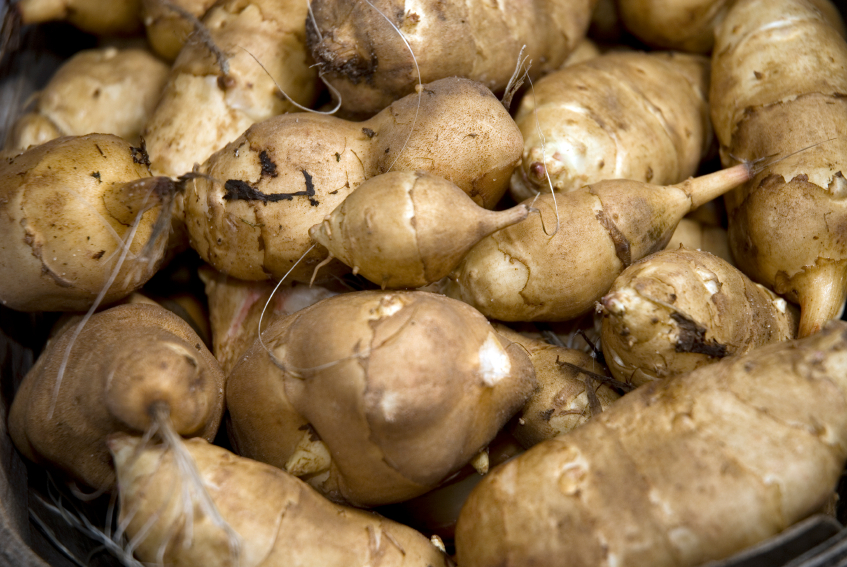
xmin=446 ymin=163 xmax=752 ymax=321
xmin=456 ymin=321 xmax=847 ymax=567
xmin=711 ymin=0 xmax=847 ymax=337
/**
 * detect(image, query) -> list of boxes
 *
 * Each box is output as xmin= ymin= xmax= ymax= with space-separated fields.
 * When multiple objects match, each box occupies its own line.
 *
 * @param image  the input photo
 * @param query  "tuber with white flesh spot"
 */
xmin=446 ymin=162 xmax=752 ymax=322
xmin=599 ymin=247 xmax=797 ymax=387
xmin=309 ymin=171 xmax=529 ymax=289
xmin=225 ymin=290 xmax=536 ymax=507
xmin=8 ymin=303 xmax=225 ymax=490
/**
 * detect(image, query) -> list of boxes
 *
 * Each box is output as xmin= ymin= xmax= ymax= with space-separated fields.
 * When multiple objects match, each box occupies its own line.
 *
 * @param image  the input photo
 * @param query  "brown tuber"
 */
xmin=226 ymin=291 xmax=536 ymax=507
xmin=494 ymin=325 xmax=619 ymax=448
xmin=306 ymin=0 xmax=597 ymax=115
xmin=456 ymin=321 xmax=847 ymax=567
xmin=309 ymin=171 xmax=529 ymax=289
xmin=446 ymin=163 xmax=753 ymax=322
xmin=183 ymin=78 xmax=523 ymax=282
xmin=0 ymin=134 xmax=177 ymax=312
xmin=109 ymin=435 xmax=453 ymax=566
xmin=711 ymin=0 xmax=847 ymax=337
xmin=510 ymin=51 xmax=712 ymax=201
xmin=599 ymin=247 xmax=797 ymax=386
xmin=8 ymin=303 xmax=225 ymax=490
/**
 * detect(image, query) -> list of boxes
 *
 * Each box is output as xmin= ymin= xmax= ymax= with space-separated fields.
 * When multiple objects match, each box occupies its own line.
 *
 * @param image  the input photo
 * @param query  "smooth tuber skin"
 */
xmin=226 ymin=291 xmax=536 ymax=507
xmin=310 ymin=171 xmax=529 ymax=289
xmin=8 ymin=303 xmax=225 ymax=490
xmin=0 ymin=134 xmax=175 ymax=312
xmin=143 ymin=0 xmax=319 ymax=177
xmin=456 ymin=321 xmax=847 ymax=567
xmin=446 ymin=163 xmax=752 ymax=322
xmin=511 ymin=51 xmax=712 ymax=201
xmin=616 ymin=0 xmax=736 ymax=52
xmin=307 ymin=0 xmax=596 ymax=115
xmin=183 ymin=78 xmax=523 ymax=282
xmin=7 ymin=47 xmax=169 ymax=151
xmin=109 ymin=435 xmax=452 ymax=567
xmin=15 ymin=0 xmax=142 ymax=34
xmin=494 ymin=325 xmax=619 ymax=449
xmin=599 ymin=247 xmax=797 ymax=386
xmin=711 ymin=0 xmax=847 ymax=337
xmin=141 ymin=0 xmax=217 ymax=61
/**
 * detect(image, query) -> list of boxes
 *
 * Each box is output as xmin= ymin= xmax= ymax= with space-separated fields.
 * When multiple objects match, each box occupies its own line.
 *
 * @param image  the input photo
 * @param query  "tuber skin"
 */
xmin=141 ymin=0 xmax=217 ymax=61
xmin=109 ymin=435 xmax=453 ymax=567
xmin=14 ymin=0 xmax=142 ymax=34
xmin=494 ymin=324 xmax=619 ymax=449
xmin=8 ymin=303 xmax=225 ymax=490
xmin=616 ymin=0 xmax=737 ymax=53
xmin=6 ymin=47 xmax=169 ymax=151
xmin=445 ymin=163 xmax=753 ymax=322
xmin=142 ymin=0 xmax=319 ymax=177
xmin=309 ymin=171 xmax=529 ymax=289
xmin=510 ymin=51 xmax=712 ymax=202
xmin=306 ymin=0 xmax=596 ymax=115
xmin=183 ymin=78 xmax=523 ymax=282
xmin=711 ymin=0 xmax=847 ymax=337
xmin=0 ymin=134 xmax=177 ymax=312
xmin=199 ymin=265 xmax=337 ymax=374
xmin=225 ymin=291 xmax=536 ymax=507
xmin=456 ymin=321 xmax=847 ymax=567
xmin=599 ymin=247 xmax=798 ymax=387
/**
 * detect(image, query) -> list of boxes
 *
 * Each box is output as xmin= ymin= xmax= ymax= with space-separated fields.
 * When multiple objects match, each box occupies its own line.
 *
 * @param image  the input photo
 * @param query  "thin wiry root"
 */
xmin=68 ymin=481 xmax=108 ymax=503
xmin=258 ymin=243 xmax=317 ymax=361
xmin=35 ymin=477 xmax=145 ymax=567
xmin=310 ymin=253 xmax=334 ymax=286
xmin=732 ymin=136 xmax=841 ymax=177
xmin=152 ymin=406 xmax=243 ymax=564
xmin=48 ymin=209 xmax=148 ymax=421
xmin=29 ymin=507 xmax=89 ymax=567
xmin=502 ymin=45 xmax=531 ymax=111
xmin=241 ymin=46 xmax=343 ymax=114
xmin=526 ymin=73 xmax=560 ymax=237
xmin=360 ymin=0 xmax=421 ymax=172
